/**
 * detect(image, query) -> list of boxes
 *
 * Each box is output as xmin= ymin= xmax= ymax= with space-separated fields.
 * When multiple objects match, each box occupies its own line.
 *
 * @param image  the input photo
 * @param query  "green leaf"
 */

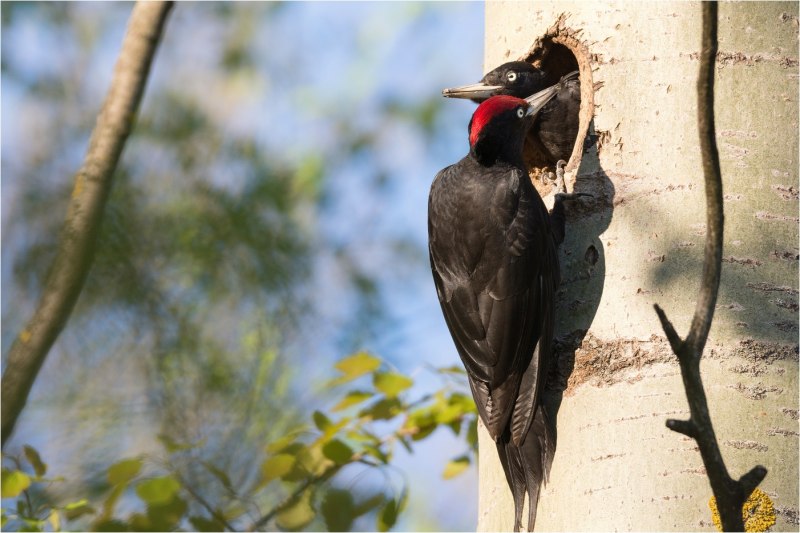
xmin=20 ymin=517 xmax=46 ymax=530
xmin=334 ymin=352 xmax=381 ymax=382
xmin=265 ymin=432 xmax=302 ymax=454
xmin=96 ymin=484 xmax=125 ymax=525
xmin=435 ymin=403 xmax=463 ymax=425
xmin=296 ymin=442 xmax=333 ymax=477
xmin=189 ymin=515 xmax=226 ymax=532
xmin=332 ymin=390 xmax=373 ymax=412
xmin=321 ymin=439 xmax=353 ymax=465
xmin=128 ymin=513 xmax=150 ymax=531
xmin=321 ymin=489 xmax=355 ymax=531
xmin=261 ymin=454 xmax=296 ymax=483
xmin=147 ymin=495 xmax=188 ymax=531
xmin=23 ymin=445 xmax=47 ymax=477
xmin=1 ymin=469 xmax=31 ymax=498
xmin=443 ymin=456 xmax=470 ymax=479
xmin=63 ymin=499 xmax=94 ymax=520
xmin=403 ymin=406 xmax=438 ymax=441
xmin=276 ymin=490 xmax=315 ymax=531
xmin=448 ymin=392 xmax=477 ymax=414
xmin=158 ymin=433 xmax=200 ymax=453
xmin=47 ymin=510 xmax=60 ymax=532
xmin=466 ymin=418 xmax=478 ymax=450
xmin=376 ymin=499 xmax=398 ymax=532
xmin=135 ymin=476 xmax=181 ymax=505
xmin=107 ymin=458 xmax=142 ymax=486
xmin=94 ymin=519 xmax=129 ymax=532
xmin=312 ymin=410 xmax=332 ymax=431
xmin=446 ymin=418 xmax=462 ymax=436
xmin=437 ymin=365 xmax=466 ymax=374
xmin=359 ymin=398 xmax=402 ymax=421
xmin=373 ymin=372 xmax=413 ymax=398
xmin=363 ymin=444 xmax=390 ymax=464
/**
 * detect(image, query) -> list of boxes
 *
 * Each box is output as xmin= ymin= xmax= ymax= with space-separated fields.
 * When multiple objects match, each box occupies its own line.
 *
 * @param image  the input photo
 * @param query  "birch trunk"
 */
xmin=479 ymin=2 xmax=799 ymax=530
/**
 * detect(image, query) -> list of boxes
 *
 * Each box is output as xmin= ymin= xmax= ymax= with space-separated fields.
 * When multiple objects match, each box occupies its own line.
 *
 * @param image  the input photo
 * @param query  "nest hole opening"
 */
xmin=519 ymin=23 xmax=595 ymax=196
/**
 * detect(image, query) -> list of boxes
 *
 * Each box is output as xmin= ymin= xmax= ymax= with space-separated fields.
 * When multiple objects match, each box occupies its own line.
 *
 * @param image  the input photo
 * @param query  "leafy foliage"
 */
xmin=1 ymin=354 xmax=477 ymax=531
xmin=2 ymin=2 xmax=483 ymax=530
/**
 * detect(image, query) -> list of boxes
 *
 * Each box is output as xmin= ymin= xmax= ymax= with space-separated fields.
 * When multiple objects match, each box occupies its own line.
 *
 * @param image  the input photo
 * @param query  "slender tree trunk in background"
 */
xmin=479 ymin=2 xmax=798 ymax=530
xmin=1 ymin=1 xmax=174 ymax=447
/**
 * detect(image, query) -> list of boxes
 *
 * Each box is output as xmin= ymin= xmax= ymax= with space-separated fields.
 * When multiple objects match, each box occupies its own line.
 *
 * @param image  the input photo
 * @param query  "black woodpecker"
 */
xmin=428 ymin=92 xmax=562 ymax=532
xmin=442 ymin=61 xmax=581 ymax=165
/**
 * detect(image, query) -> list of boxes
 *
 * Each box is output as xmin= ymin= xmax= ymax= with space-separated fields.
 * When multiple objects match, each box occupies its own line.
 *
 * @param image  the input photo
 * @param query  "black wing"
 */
xmin=428 ymin=157 xmax=558 ymax=444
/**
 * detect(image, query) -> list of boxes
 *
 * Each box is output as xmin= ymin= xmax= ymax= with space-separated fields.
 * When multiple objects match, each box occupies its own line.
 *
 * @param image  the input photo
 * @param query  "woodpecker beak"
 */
xmin=524 ymin=83 xmax=560 ymax=117
xmin=442 ymin=82 xmax=504 ymax=99
xmin=560 ymin=70 xmax=580 ymax=84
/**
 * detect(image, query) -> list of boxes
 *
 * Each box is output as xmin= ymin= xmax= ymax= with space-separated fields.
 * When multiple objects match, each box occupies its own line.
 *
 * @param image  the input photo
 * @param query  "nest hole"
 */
xmin=518 ymin=19 xmax=595 ymax=196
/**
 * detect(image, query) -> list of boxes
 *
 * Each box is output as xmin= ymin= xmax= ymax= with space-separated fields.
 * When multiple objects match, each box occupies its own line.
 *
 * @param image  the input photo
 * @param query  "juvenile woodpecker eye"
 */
xmin=516 ymin=107 xmax=525 ymax=118
xmin=507 ymin=71 xmax=517 ymax=82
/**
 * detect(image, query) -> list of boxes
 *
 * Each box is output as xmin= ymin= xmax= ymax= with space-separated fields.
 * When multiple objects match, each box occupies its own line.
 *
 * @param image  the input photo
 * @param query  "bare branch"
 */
xmin=665 ymin=419 xmax=697 ymax=439
xmin=652 ymin=304 xmax=683 ymax=354
xmin=684 ymin=0 xmax=725 ymax=357
xmin=654 ymin=2 xmax=766 ymax=531
xmin=738 ymin=466 xmax=768 ymax=498
xmin=1 ymin=1 xmax=174 ymax=447
xmin=175 ymin=470 xmax=236 ymax=532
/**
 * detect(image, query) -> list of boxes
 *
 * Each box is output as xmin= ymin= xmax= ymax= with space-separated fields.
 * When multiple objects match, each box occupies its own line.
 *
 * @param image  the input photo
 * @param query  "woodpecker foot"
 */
xmin=553 ymin=160 xmax=567 ymax=195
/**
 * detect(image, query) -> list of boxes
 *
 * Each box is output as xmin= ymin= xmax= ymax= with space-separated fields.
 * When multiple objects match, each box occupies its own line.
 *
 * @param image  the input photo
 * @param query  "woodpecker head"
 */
xmin=443 ymin=61 xmax=550 ymax=102
xmin=468 ymin=88 xmax=559 ymax=165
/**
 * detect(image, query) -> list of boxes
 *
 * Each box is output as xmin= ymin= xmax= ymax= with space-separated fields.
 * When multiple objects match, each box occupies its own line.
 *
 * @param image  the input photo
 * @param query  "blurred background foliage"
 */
xmin=1 ymin=2 xmax=484 ymax=531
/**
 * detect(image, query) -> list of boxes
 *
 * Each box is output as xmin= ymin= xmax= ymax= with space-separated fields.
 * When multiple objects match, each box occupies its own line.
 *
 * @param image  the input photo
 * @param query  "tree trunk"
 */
xmin=479 ymin=2 xmax=798 ymax=531
xmin=1 ymin=1 xmax=173 ymax=447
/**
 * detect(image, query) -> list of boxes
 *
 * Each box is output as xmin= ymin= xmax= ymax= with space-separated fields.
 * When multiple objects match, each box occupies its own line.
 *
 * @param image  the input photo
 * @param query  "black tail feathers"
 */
xmin=495 ymin=406 xmax=556 ymax=532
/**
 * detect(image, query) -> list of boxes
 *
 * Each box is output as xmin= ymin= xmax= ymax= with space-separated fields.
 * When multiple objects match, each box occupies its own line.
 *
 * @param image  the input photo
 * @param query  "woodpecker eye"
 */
xmin=507 ymin=71 xmax=517 ymax=82
xmin=516 ymin=107 xmax=525 ymax=118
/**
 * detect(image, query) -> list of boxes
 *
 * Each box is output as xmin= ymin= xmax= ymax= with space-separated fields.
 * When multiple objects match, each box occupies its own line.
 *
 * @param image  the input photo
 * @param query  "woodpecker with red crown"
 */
xmin=428 ymin=88 xmax=567 ymax=531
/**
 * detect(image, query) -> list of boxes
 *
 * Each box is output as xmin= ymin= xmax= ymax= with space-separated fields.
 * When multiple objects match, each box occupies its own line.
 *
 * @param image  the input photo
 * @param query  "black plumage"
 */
xmin=428 ymin=94 xmax=562 ymax=531
xmin=443 ymin=61 xmax=581 ymax=165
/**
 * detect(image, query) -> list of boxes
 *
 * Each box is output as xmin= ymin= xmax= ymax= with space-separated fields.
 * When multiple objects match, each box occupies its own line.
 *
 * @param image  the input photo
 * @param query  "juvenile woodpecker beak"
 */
xmin=524 ymin=83 xmax=560 ymax=117
xmin=442 ymin=82 xmax=504 ymax=99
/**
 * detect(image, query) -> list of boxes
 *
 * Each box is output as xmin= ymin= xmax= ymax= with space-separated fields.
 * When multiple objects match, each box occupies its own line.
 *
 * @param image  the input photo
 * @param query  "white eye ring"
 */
xmin=516 ymin=107 xmax=525 ymax=118
xmin=507 ymin=71 xmax=517 ymax=82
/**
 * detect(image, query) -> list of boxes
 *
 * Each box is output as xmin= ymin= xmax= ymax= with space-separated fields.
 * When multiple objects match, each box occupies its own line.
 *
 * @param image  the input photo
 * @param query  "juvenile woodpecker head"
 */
xmin=443 ymin=61 xmax=550 ymax=102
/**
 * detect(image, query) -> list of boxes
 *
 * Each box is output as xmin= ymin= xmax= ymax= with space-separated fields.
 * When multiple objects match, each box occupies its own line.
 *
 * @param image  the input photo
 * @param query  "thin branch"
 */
xmin=685 ymin=0 xmax=725 ymax=358
xmin=653 ymin=304 xmax=682 ymax=354
xmin=1 ymin=1 xmax=174 ymax=447
xmin=248 ymin=466 xmax=340 ymax=532
xmin=653 ymin=2 xmax=766 ymax=531
xmin=174 ymin=471 xmax=236 ymax=532
xmin=665 ymin=419 xmax=697 ymax=439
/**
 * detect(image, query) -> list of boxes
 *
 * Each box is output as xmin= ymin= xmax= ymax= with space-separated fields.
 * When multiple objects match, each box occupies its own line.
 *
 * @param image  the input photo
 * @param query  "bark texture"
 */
xmin=1 ymin=1 xmax=174 ymax=446
xmin=479 ymin=2 xmax=798 ymax=531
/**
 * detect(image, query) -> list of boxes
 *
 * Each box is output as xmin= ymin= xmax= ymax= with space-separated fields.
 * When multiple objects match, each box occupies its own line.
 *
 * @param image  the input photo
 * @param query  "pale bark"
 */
xmin=1 ymin=1 xmax=174 ymax=446
xmin=479 ymin=2 xmax=799 ymax=531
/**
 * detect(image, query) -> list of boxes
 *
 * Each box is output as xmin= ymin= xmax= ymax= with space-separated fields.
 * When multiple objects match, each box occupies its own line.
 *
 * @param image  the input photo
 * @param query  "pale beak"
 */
xmin=442 ymin=82 xmax=504 ymax=100
xmin=525 ymin=83 xmax=560 ymax=117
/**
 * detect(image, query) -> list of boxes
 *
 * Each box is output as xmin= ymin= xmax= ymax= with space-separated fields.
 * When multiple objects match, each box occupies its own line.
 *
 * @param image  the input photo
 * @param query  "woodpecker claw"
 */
xmin=554 ymin=160 xmax=567 ymax=195
xmin=552 ymin=160 xmax=593 ymax=202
